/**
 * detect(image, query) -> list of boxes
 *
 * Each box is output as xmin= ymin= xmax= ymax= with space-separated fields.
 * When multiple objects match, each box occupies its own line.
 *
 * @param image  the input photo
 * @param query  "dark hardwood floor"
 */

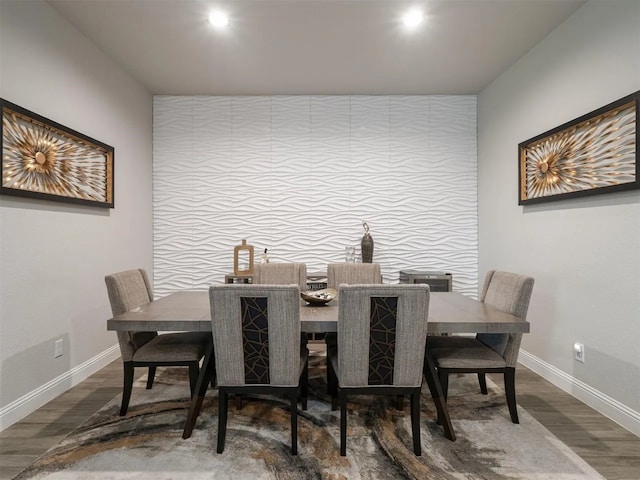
xmin=0 ymin=358 xmax=638 ymax=479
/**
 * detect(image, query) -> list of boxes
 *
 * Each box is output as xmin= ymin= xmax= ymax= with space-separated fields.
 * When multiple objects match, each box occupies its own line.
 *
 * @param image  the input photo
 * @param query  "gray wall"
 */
xmin=0 ymin=0 xmax=153 ymax=426
xmin=478 ymin=0 xmax=640 ymax=432
xmin=153 ymin=95 xmax=478 ymax=296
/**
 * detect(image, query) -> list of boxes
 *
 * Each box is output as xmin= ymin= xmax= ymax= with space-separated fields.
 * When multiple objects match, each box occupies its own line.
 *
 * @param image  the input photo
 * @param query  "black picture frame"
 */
xmin=1 ymin=98 xmax=114 ymax=208
xmin=519 ymin=90 xmax=639 ymax=205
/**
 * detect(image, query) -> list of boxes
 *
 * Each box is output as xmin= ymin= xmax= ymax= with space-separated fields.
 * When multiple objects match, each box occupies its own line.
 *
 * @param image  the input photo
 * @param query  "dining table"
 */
xmin=107 ymin=290 xmax=530 ymax=442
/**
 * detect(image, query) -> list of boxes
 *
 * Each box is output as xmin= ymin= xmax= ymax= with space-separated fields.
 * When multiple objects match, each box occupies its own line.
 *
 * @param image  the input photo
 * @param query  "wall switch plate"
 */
xmin=54 ymin=338 xmax=63 ymax=358
xmin=574 ymin=342 xmax=585 ymax=363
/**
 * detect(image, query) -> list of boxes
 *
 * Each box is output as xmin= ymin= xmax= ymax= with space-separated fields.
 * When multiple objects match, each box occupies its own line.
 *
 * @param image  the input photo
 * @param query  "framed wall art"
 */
xmin=519 ymin=90 xmax=639 ymax=205
xmin=1 ymin=98 xmax=114 ymax=208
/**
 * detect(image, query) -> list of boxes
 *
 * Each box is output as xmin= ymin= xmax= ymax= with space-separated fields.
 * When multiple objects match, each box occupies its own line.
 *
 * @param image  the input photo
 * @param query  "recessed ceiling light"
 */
xmin=402 ymin=9 xmax=424 ymax=28
xmin=208 ymin=10 xmax=229 ymax=27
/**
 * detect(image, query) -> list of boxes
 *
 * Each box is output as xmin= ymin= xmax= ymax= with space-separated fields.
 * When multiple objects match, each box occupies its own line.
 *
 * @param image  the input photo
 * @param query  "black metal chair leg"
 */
xmin=301 ymin=361 xmax=309 ymax=411
xmin=339 ymin=390 xmax=347 ymax=456
xmin=410 ymin=392 xmax=422 ymax=456
xmin=146 ymin=366 xmax=156 ymax=390
xmin=438 ymin=370 xmax=449 ymax=401
xmin=504 ymin=367 xmax=519 ymax=424
xmin=120 ymin=362 xmax=134 ymax=416
xmin=478 ymin=373 xmax=488 ymax=394
xmin=325 ymin=334 xmax=337 ymax=394
xmin=327 ymin=358 xmax=337 ymax=396
xmin=183 ymin=341 xmax=216 ymax=439
xmin=328 ymin=359 xmax=338 ymax=410
xmin=188 ymin=363 xmax=199 ymax=396
xmin=436 ymin=370 xmax=449 ymax=426
xmin=290 ymin=392 xmax=298 ymax=455
xmin=217 ymin=390 xmax=229 ymax=453
xmin=423 ymin=352 xmax=456 ymax=441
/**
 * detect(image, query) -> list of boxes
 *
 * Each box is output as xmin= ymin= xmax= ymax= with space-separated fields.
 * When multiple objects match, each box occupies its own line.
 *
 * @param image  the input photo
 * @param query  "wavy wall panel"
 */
xmin=153 ymin=96 xmax=478 ymax=297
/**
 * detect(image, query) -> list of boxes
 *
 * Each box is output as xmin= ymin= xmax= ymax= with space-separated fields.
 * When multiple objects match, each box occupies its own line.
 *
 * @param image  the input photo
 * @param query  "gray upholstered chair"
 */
xmin=327 ymin=284 xmax=430 ymax=456
xmin=426 ymin=270 xmax=534 ymax=424
xmin=326 ymin=262 xmax=382 ymax=297
xmin=105 ymin=269 xmax=211 ymax=416
xmin=241 ymin=262 xmax=308 ymax=408
xmin=325 ymin=262 xmax=383 ymax=388
xmin=252 ymin=262 xmax=307 ymax=291
xmin=209 ymin=284 xmax=309 ymax=454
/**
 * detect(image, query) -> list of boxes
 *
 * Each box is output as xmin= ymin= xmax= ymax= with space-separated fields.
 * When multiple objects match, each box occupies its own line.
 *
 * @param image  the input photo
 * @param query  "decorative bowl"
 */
xmin=300 ymin=288 xmax=337 ymax=305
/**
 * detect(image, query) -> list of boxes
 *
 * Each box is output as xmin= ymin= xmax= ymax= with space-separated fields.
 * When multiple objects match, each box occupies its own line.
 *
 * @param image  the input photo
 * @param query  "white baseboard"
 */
xmin=519 ymin=349 xmax=640 ymax=437
xmin=0 ymin=345 xmax=121 ymax=431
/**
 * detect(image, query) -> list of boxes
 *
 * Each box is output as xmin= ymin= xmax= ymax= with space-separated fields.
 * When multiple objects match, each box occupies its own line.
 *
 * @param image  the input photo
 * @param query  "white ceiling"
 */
xmin=47 ymin=0 xmax=586 ymax=95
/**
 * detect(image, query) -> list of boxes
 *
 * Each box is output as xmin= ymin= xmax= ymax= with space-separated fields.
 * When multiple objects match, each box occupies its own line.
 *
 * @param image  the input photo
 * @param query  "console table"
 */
xmin=224 ymin=271 xmax=328 ymax=290
xmin=399 ymin=270 xmax=453 ymax=292
xmin=224 ymin=273 xmax=252 ymax=284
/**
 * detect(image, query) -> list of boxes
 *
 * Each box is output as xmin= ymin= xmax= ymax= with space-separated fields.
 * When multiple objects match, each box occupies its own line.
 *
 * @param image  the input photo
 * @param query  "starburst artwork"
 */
xmin=519 ymin=91 xmax=638 ymax=205
xmin=1 ymin=99 xmax=114 ymax=208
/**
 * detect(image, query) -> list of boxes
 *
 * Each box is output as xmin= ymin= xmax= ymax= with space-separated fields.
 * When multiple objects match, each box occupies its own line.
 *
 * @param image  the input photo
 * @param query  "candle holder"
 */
xmin=233 ymin=239 xmax=254 ymax=275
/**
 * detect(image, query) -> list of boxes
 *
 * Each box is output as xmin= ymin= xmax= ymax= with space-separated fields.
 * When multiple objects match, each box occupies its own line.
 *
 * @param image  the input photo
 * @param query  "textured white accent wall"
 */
xmin=153 ymin=96 xmax=477 ymax=297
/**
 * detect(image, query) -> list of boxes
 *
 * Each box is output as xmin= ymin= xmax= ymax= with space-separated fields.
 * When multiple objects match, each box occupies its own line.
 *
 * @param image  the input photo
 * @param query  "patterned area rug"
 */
xmin=15 ymin=355 xmax=603 ymax=479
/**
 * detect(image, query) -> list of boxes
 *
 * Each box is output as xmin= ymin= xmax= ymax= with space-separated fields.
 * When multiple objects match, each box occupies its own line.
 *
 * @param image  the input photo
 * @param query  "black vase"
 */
xmin=361 ymin=233 xmax=374 ymax=263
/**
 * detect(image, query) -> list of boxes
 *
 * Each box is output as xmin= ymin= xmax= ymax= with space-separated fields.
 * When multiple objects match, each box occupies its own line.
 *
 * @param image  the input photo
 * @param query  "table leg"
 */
xmin=423 ymin=349 xmax=456 ymax=441
xmin=182 ymin=341 xmax=215 ymax=439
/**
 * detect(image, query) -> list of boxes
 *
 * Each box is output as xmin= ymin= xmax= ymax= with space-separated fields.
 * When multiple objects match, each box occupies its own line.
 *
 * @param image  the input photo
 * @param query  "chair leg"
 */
xmin=339 ymin=390 xmax=347 ymax=456
xmin=478 ymin=373 xmax=488 ymax=394
xmin=235 ymin=394 xmax=243 ymax=410
xmin=396 ymin=395 xmax=404 ymax=411
xmin=328 ymin=359 xmax=338 ymax=410
xmin=301 ymin=361 xmax=309 ymax=411
xmin=217 ymin=389 xmax=229 ymax=453
xmin=188 ymin=362 xmax=199 ymax=397
xmin=289 ymin=392 xmax=298 ymax=455
xmin=423 ymin=356 xmax=456 ymax=441
xmin=183 ymin=344 xmax=217 ymax=439
xmin=146 ymin=366 xmax=156 ymax=390
xmin=436 ymin=370 xmax=449 ymax=426
xmin=438 ymin=370 xmax=449 ymax=401
xmin=327 ymin=357 xmax=337 ymax=397
xmin=120 ymin=362 xmax=134 ymax=416
xmin=325 ymin=334 xmax=337 ymax=394
xmin=410 ymin=392 xmax=422 ymax=456
xmin=504 ymin=367 xmax=519 ymax=424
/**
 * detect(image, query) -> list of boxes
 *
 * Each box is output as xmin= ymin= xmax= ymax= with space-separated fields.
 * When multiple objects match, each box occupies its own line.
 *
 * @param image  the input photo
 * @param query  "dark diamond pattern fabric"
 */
xmin=241 ymin=297 xmax=270 ymax=384
xmin=368 ymin=296 xmax=398 ymax=385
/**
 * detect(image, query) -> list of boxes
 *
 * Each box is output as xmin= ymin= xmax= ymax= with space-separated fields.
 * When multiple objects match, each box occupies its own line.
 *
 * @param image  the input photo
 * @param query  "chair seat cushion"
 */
xmin=133 ymin=332 xmax=211 ymax=363
xmin=427 ymin=336 xmax=506 ymax=369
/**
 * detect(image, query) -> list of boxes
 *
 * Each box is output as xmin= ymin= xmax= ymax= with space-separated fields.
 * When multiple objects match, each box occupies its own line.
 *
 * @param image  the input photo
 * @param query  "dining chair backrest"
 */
xmin=105 ymin=269 xmax=157 ymax=362
xmin=337 ymin=284 xmax=430 ymax=388
xmin=476 ymin=270 xmax=535 ymax=367
xmin=105 ymin=268 xmax=154 ymax=315
xmin=327 ymin=263 xmax=382 ymax=298
xmin=252 ymin=262 xmax=307 ymax=291
xmin=209 ymin=284 xmax=302 ymax=387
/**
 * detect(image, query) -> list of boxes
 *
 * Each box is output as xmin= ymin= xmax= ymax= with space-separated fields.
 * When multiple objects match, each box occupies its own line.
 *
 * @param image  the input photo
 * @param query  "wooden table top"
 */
xmin=107 ymin=291 xmax=529 ymax=335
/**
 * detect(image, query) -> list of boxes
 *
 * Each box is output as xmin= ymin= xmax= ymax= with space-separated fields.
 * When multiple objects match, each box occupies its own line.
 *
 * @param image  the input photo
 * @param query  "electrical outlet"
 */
xmin=573 ymin=342 xmax=584 ymax=363
xmin=54 ymin=338 xmax=63 ymax=358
